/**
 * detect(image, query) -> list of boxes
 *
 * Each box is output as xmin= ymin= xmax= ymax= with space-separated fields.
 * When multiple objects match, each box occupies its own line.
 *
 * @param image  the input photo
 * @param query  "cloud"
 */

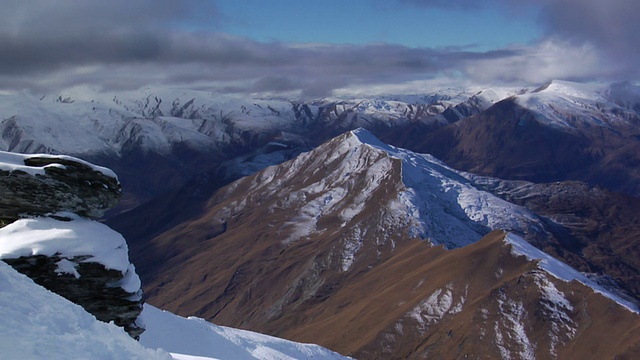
xmin=399 ymin=0 xmax=640 ymax=80
xmin=0 ymin=1 xmax=637 ymax=97
xmin=463 ymin=39 xmax=610 ymax=84
xmin=0 ymin=0 xmax=218 ymax=35
xmin=537 ymin=0 xmax=640 ymax=76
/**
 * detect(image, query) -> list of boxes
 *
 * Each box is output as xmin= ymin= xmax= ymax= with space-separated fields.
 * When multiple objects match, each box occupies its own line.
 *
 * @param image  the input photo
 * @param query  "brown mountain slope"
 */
xmin=284 ymin=231 xmax=640 ymax=359
xmin=126 ymin=130 xmax=640 ymax=358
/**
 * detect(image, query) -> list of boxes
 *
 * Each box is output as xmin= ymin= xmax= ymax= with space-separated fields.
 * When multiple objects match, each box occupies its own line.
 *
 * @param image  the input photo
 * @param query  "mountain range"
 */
xmin=2 ymin=79 xmax=640 ymax=358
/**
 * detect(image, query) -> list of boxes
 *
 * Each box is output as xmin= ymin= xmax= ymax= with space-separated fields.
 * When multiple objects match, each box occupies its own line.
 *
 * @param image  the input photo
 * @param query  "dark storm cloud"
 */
xmin=0 ymin=34 xmax=162 ymax=73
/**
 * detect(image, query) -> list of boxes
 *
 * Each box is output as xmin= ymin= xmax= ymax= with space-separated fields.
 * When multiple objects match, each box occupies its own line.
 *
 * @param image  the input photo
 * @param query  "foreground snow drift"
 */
xmin=0 ymin=261 xmax=170 ymax=360
xmin=140 ymin=305 xmax=350 ymax=360
xmin=0 ymin=260 xmax=349 ymax=360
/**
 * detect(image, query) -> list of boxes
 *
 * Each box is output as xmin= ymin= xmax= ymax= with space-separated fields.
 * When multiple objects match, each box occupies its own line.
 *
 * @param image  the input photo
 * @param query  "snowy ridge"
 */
xmin=2 ymin=81 xmax=635 ymax=158
xmin=505 ymin=232 xmax=639 ymax=313
xmin=222 ymin=128 xmax=548 ymax=272
xmin=350 ymin=128 xmax=543 ymax=249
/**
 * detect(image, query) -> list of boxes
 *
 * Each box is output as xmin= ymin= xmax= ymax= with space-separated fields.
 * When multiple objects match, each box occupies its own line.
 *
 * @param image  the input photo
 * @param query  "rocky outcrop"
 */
xmin=0 ymin=154 xmax=120 ymax=224
xmin=0 ymin=151 xmax=144 ymax=339
xmin=3 ymin=254 xmax=143 ymax=339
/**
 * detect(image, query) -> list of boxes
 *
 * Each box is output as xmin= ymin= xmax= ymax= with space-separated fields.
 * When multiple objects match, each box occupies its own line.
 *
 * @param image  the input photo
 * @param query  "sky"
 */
xmin=1 ymin=0 xmax=639 ymax=98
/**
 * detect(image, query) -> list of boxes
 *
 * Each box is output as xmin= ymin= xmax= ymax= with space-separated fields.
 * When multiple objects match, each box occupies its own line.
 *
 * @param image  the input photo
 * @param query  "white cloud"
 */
xmin=463 ymin=39 xmax=609 ymax=84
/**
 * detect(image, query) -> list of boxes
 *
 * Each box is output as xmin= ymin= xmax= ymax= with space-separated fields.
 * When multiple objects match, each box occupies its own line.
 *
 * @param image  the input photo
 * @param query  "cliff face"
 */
xmin=0 ymin=151 xmax=144 ymax=339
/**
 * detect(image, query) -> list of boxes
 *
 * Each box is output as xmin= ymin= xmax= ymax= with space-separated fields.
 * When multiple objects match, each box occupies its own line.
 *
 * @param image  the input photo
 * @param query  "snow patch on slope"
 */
xmin=407 ymin=283 xmax=466 ymax=333
xmin=516 ymin=80 xmax=638 ymax=130
xmin=532 ymin=271 xmax=576 ymax=357
xmin=495 ymin=292 xmax=536 ymax=360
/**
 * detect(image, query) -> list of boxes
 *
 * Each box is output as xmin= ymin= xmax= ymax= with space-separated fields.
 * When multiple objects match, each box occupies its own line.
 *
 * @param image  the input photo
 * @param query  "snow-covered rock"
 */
xmin=0 ymin=151 xmax=120 ymax=222
xmin=0 ymin=151 xmax=143 ymax=338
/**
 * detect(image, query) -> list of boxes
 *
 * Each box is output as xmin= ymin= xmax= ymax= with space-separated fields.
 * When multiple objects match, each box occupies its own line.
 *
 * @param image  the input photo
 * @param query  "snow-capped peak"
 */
xmin=349 ymin=129 xmax=543 ymax=249
xmin=531 ymin=79 xmax=607 ymax=100
xmin=515 ymin=79 xmax=639 ymax=130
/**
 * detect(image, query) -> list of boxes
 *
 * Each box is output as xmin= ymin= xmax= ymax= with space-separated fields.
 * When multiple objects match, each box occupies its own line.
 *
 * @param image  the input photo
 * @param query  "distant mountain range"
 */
xmin=2 ymin=80 xmax=640 ymax=358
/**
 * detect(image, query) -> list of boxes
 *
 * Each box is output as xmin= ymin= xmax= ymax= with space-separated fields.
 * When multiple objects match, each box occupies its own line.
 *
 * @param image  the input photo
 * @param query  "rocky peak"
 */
xmin=0 ymin=151 xmax=143 ymax=339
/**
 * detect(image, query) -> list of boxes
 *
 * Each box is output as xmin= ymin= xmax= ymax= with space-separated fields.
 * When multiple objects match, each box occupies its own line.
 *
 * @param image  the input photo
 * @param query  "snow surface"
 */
xmin=0 ymin=261 xmax=171 ymax=360
xmin=505 ymin=232 xmax=639 ymax=313
xmin=140 ymin=305 xmax=351 ymax=360
xmin=0 ymin=213 xmax=131 ymax=273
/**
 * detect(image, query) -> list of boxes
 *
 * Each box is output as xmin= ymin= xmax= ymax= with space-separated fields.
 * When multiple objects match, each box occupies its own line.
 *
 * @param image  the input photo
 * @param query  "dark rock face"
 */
xmin=3 ymin=254 xmax=144 ymax=339
xmin=0 ymin=153 xmax=143 ymax=339
xmin=0 ymin=156 xmax=120 ymax=223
